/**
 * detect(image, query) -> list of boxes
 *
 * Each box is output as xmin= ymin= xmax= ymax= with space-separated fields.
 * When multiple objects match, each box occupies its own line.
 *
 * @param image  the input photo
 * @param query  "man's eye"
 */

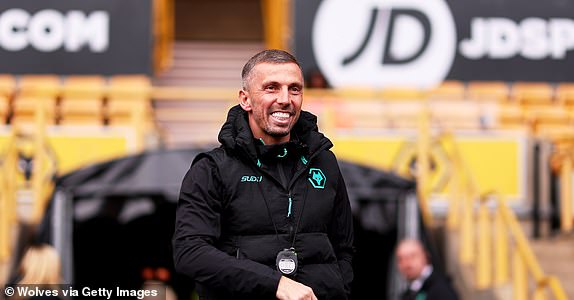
xmin=290 ymin=87 xmax=302 ymax=94
xmin=265 ymin=85 xmax=277 ymax=91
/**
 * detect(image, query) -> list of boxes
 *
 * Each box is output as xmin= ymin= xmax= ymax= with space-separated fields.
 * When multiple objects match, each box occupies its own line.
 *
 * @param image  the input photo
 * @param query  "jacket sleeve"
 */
xmin=172 ymin=156 xmax=282 ymax=297
xmin=329 ymin=166 xmax=355 ymax=297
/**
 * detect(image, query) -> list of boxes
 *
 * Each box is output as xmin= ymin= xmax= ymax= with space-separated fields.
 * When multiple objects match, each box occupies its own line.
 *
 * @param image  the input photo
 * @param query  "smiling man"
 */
xmin=173 ymin=50 xmax=354 ymax=300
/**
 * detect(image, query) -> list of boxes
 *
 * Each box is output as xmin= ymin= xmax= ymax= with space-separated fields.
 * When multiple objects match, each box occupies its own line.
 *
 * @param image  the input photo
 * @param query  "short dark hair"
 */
xmin=241 ymin=49 xmax=302 ymax=89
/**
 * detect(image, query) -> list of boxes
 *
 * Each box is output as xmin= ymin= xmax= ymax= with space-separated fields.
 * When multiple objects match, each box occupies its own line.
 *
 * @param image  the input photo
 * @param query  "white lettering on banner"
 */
xmin=460 ymin=17 xmax=574 ymax=60
xmin=312 ymin=0 xmax=456 ymax=89
xmin=0 ymin=8 xmax=109 ymax=53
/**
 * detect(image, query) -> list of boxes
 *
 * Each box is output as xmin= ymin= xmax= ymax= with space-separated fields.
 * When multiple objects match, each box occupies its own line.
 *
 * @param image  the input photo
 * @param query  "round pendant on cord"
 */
xmin=276 ymin=248 xmax=297 ymax=275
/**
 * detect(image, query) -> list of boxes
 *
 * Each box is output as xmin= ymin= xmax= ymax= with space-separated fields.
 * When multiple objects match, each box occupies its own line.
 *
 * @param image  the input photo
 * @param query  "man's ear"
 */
xmin=239 ymin=89 xmax=252 ymax=112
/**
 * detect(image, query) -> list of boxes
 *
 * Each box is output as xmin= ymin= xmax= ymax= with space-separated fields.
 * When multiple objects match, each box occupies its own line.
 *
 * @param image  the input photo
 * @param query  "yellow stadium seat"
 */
xmin=0 ymin=74 xmax=15 ymax=98
xmin=497 ymin=103 xmax=524 ymax=129
xmin=0 ymin=75 xmax=14 ymax=124
xmin=466 ymin=81 xmax=510 ymax=102
xmin=524 ymin=106 xmax=573 ymax=134
xmin=12 ymin=75 xmax=60 ymax=127
xmin=335 ymin=87 xmax=378 ymax=100
xmin=511 ymin=82 xmax=554 ymax=106
xmin=380 ymin=87 xmax=424 ymax=102
xmin=59 ymin=76 xmax=106 ymax=125
xmin=428 ymin=80 xmax=466 ymax=101
xmin=385 ymin=101 xmax=424 ymax=129
xmin=107 ymin=75 xmax=152 ymax=126
xmin=0 ymin=95 xmax=8 ymax=124
xmin=556 ymin=83 xmax=574 ymax=107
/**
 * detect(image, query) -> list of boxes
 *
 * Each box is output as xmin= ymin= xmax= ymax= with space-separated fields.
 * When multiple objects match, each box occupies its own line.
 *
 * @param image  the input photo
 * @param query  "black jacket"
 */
xmin=400 ymin=270 xmax=459 ymax=300
xmin=173 ymin=105 xmax=354 ymax=299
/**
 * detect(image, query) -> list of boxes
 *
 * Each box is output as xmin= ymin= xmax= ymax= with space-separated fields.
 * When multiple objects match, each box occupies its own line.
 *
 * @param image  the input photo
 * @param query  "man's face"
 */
xmin=239 ymin=62 xmax=303 ymax=144
xmin=396 ymin=241 xmax=428 ymax=281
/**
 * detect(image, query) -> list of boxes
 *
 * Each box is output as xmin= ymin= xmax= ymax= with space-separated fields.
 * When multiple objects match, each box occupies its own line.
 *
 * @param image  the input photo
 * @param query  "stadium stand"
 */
xmin=12 ymin=75 xmax=60 ymax=128
xmin=556 ymin=82 xmax=574 ymax=108
xmin=0 ymin=75 xmax=13 ymax=124
xmin=466 ymin=81 xmax=510 ymax=102
xmin=511 ymin=81 xmax=555 ymax=107
xmin=60 ymin=76 xmax=106 ymax=125
xmin=428 ymin=80 xmax=466 ymax=101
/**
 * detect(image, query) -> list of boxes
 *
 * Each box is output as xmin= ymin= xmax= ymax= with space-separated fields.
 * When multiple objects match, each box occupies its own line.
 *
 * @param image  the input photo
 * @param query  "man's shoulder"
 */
xmin=424 ymin=271 xmax=459 ymax=300
xmin=192 ymin=146 xmax=240 ymax=167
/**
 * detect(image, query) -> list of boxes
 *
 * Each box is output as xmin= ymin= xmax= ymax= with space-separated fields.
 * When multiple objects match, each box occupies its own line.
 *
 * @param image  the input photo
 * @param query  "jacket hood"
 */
xmin=218 ymin=105 xmax=332 ymax=162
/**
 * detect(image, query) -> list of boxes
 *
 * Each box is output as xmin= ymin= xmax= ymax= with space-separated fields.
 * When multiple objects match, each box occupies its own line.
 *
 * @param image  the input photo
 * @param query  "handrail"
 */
xmin=0 ymin=129 xmax=19 ymax=262
xmin=444 ymin=129 xmax=569 ymax=299
xmin=550 ymin=142 xmax=574 ymax=233
xmin=416 ymin=103 xmax=434 ymax=226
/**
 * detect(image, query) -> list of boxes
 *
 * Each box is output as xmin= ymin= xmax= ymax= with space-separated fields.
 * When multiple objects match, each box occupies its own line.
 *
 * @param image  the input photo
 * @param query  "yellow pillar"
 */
xmin=0 ymin=171 xmax=8 ymax=262
xmin=5 ymin=130 xmax=18 ymax=224
xmin=417 ymin=104 xmax=433 ymax=226
xmin=533 ymin=281 xmax=548 ymax=300
xmin=132 ymin=100 xmax=146 ymax=152
xmin=494 ymin=205 xmax=509 ymax=286
xmin=261 ymin=0 xmax=290 ymax=50
xmin=512 ymin=248 xmax=528 ymax=300
xmin=32 ymin=99 xmax=48 ymax=224
xmin=460 ymin=188 xmax=474 ymax=264
xmin=476 ymin=201 xmax=492 ymax=289
xmin=560 ymin=156 xmax=573 ymax=232
xmin=446 ymin=164 xmax=460 ymax=230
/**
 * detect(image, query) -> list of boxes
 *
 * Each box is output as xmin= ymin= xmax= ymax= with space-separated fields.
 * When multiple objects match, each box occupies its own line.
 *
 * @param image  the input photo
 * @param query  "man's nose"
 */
xmin=276 ymin=87 xmax=290 ymax=104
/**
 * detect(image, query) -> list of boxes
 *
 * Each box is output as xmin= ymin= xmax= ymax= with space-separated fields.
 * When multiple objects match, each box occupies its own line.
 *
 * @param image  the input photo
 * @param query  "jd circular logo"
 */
xmin=312 ymin=0 xmax=456 ymax=89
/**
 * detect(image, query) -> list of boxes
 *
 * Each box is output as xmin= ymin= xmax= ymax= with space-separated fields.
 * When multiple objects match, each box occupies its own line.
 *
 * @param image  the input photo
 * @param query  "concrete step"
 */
xmin=530 ymin=235 xmax=574 ymax=298
xmin=153 ymin=41 xmax=263 ymax=88
xmin=152 ymin=41 xmax=264 ymax=147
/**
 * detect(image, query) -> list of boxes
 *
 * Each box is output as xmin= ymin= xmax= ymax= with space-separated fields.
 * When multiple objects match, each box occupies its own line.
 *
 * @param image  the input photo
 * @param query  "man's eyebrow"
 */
xmin=260 ymin=80 xmax=279 ymax=87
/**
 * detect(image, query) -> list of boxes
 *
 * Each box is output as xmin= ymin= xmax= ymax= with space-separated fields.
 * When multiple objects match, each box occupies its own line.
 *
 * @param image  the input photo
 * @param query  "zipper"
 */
xmin=287 ymin=193 xmax=293 ymax=218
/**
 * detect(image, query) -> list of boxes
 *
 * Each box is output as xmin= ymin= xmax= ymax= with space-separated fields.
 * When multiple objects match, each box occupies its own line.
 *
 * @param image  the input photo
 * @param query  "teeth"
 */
xmin=272 ymin=112 xmax=290 ymax=118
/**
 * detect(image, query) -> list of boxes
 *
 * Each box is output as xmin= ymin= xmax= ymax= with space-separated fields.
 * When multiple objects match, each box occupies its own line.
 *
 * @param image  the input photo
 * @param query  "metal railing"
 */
xmin=549 ymin=139 xmax=574 ymax=233
xmin=0 ymin=101 xmax=57 ymax=262
xmin=0 ymin=129 xmax=18 ymax=262
xmin=437 ymin=129 xmax=569 ymax=300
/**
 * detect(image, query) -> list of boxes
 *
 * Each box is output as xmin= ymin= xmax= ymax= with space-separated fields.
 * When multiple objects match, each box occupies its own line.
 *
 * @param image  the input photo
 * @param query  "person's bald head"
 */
xmin=396 ymin=239 xmax=430 ymax=281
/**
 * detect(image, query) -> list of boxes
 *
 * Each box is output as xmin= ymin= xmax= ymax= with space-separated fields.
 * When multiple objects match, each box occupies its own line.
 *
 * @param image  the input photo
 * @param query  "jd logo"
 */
xmin=308 ymin=168 xmax=326 ymax=189
xmin=312 ymin=0 xmax=456 ymax=88
xmin=241 ymin=175 xmax=262 ymax=183
xmin=460 ymin=18 xmax=574 ymax=60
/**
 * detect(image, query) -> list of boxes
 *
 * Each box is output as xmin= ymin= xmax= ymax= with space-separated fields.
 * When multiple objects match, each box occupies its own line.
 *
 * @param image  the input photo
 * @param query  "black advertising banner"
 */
xmin=0 ymin=0 xmax=153 ymax=75
xmin=293 ymin=0 xmax=574 ymax=88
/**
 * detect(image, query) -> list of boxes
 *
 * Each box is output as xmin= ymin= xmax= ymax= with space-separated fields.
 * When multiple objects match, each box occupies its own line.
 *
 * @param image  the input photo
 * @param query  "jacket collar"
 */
xmin=218 ymin=105 xmax=332 ymax=164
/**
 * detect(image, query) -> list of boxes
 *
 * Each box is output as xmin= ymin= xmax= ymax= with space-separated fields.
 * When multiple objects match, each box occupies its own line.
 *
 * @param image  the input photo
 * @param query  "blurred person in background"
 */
xmin=173 ymin=49 xmax=354 ymax=300
xmin=305 ymin=68 xmax=330 ymax=89
xmin=10 ymin=243 xmax=63 ymax=300
xmin=396 ymin=239 xmax=459 ymax=300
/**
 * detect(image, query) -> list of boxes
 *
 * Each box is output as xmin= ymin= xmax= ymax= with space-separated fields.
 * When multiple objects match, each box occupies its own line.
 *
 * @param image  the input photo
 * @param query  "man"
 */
xmin=396 ymin=239 xmax=459 ymax=300
xmin=173 ymin=50 xmax=354 ymax=300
